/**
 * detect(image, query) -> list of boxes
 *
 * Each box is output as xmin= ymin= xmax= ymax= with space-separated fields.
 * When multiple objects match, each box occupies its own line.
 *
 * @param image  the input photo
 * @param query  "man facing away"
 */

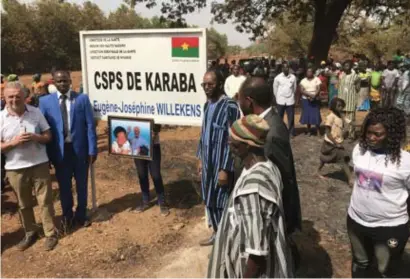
xmin=273 ymin=62 xmax=297 ymax=137
xmin=39 ymin=67 xmax=97 ymax=231
xmin=224 ymin=64 xmax=246 ymax=99
xmin=197 ymin=69 xmax=241 ymax=246
xmin=0 ymin=81 xmax=58 ymax=250
xmin=208 ymin=114 xmax=294 ymax=278
xmin=237 ymin=77 xmax=302 ymax=268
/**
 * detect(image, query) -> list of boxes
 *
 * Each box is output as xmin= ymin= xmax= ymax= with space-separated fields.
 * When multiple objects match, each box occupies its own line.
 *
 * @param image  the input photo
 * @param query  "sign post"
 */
xmin=79 ymin=28 xmax=207 ymax=210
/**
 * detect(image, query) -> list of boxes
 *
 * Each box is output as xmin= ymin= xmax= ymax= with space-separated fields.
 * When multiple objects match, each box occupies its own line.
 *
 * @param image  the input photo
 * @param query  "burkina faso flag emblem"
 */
xmin=171 ymin=37 xmax=199 ymax=58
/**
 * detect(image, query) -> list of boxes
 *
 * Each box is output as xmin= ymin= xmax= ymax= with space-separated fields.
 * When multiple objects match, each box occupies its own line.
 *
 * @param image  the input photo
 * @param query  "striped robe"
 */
xmin=197 ymin=96 xmax=240 ymax=218
xmin=338 ymin=71 xmax=360 ymax=112
xmin=207 ymin=160 xmax=294 ymax=278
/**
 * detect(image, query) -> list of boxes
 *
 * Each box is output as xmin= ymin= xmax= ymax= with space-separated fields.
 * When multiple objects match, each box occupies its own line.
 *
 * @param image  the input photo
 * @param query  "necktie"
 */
xmin=60 ymin=94 xmax=69 ymax=139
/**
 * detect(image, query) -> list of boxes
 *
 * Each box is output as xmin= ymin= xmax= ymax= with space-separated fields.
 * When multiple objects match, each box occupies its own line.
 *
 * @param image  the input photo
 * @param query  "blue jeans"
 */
xmin=134 ymin=144 xmax=165 ymax=204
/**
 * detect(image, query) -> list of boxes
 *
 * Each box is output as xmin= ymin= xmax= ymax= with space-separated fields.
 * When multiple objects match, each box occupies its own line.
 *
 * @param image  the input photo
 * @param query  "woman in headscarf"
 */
xmin=7 ymin=74 xmax=18 ymax=82
xmin=31 ymin=73 xmax=43 ymax=94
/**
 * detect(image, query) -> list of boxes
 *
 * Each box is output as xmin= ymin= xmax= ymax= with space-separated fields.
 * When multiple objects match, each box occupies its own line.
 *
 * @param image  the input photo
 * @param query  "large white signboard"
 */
xmin=80 ymin=28 xmax=207 ymax=126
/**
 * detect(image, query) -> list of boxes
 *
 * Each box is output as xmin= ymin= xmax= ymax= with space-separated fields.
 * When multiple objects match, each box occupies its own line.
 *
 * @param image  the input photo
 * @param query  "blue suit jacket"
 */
xmin=39 ymin=91 xmax=97 ymax=164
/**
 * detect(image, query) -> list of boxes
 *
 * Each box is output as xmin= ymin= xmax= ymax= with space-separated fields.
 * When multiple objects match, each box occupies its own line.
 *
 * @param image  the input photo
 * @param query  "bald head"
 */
xmin=240 ymin=77 xmax=273 ymax=106
xmin=238 ymin=77 xmax=274 ymax=115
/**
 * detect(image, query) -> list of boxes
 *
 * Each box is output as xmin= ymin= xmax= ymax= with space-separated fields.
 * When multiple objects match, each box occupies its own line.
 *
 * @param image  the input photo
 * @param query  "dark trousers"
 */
xmin=382 ymin=87 xmax=397 ymax=108
xmin=347 ymin=215 xmax=409 ymax=278
xmin=54 ymin=143 xmax=89 ymax=223
xmin=134 ymin=144 xmax=165 ymax=204
xmin=277 ymin=104 xmax=295 ymax=136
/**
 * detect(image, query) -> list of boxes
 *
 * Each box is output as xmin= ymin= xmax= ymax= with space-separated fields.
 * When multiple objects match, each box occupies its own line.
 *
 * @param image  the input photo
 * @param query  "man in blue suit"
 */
xmin=39 ymin=68 xmax=97 ymax=229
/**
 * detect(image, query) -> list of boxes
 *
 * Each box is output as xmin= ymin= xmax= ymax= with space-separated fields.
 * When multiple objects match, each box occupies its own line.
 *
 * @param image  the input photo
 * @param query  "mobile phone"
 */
xmin=19 ymin=125 xmax=26 ymax=134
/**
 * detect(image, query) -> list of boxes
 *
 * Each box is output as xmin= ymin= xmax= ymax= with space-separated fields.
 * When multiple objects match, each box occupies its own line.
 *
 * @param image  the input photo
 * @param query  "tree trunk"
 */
xmin=308 ymin=0 xmax=352 ymax=66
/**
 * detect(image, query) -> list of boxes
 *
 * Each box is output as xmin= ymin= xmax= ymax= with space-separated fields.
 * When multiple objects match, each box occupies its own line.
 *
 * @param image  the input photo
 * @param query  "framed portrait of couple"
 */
xmin=108 ymin=116 xmax=154 ymax=160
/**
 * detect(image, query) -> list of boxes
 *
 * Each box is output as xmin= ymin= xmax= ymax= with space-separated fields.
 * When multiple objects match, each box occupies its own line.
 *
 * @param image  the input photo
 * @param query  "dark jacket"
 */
xmin=233 ymin=107 xmax=302 ymax=234
xmin=263 ymin=107 xmax=302 ymax=234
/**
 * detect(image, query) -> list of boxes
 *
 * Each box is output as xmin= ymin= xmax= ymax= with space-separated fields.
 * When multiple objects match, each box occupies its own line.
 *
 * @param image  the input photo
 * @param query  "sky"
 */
xmin=19 ymin=0 xmax=253 ymax=47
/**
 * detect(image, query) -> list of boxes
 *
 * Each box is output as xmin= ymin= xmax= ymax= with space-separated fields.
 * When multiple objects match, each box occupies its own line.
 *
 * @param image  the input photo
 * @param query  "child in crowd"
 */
xmin=317 ymin=97 xmax=352 ymax=185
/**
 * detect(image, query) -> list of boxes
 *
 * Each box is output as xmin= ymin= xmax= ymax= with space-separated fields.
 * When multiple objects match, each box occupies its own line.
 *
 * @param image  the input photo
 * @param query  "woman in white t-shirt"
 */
xmin=347 ymin=107 xmax=410 ymax=278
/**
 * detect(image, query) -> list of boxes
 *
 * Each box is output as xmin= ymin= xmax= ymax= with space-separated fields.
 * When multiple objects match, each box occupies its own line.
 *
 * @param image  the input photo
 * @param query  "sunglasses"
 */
xmin=201 ymin=82 xmax=217 ymax=88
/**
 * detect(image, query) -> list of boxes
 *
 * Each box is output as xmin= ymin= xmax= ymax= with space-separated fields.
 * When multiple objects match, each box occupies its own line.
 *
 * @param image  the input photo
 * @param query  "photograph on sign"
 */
xmin=108 ymin=116 xmax=154 ymax=160
xmin=80 ymin=28 xmax=208 ymax=126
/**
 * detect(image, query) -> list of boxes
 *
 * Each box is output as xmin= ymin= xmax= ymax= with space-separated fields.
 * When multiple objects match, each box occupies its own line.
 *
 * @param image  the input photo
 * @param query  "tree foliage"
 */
xmin=128 ymin=0 xmax=410 ymax=64
xmin=227 ymin=45 xmax=243 ymax=55
xmin=207 ymin=27 xmax=228 ymax=59
xmin=252 ymin=9 xmax=410 ymax=62
xmin=1 ymin=0 xmax=228 ymax=73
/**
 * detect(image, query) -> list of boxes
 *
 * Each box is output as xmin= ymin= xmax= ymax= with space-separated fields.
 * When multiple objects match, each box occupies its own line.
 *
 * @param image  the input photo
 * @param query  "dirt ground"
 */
xmin=1 ymin=72 xmax=409 ymax=277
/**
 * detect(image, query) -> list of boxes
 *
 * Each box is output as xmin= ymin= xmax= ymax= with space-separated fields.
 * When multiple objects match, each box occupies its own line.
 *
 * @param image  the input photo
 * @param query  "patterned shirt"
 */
xmin=197 ymin=95 xmax=241 ymax=209
xmin=207 ymin=161 xmax=294 ymax=278
xmin=338 ymin=71 xmax=360 ymax=112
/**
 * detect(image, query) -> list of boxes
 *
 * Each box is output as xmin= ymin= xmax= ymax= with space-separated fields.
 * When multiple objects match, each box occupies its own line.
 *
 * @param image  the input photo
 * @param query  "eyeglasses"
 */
xmin=201 ymin=82 xmax=216 ymax=88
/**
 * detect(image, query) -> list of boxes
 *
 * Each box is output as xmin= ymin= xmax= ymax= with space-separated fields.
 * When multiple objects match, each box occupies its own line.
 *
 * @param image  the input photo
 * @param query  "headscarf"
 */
xmin=7 ymin=74 xmax=18 ymax=82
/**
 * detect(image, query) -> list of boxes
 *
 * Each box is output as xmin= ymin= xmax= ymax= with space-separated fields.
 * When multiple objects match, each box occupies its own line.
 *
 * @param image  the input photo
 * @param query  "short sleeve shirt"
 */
xmin=300 ymin=77 xmax=321 ymax=99
xmin=324 ymin=112 xmax=344 ymax=144
xmin=382 ymin=69 xmax=400 ymax=88
xmin=348 ymin=144 xmax=410 ymax=227
xmin=0 ymin=105 xmax=50 ymax=170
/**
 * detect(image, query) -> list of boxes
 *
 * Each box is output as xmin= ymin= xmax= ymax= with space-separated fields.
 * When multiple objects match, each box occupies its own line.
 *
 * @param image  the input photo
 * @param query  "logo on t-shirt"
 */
xmin=387 ymin=238 xmax=398 ymax=248
xmin=355 ymin=167 xmax=384 ymax=193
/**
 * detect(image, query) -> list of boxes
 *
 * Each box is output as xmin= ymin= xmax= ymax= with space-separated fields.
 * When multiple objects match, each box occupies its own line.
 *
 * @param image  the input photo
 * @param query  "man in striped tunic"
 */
xmin=197 ymin=69 xmax=241 ymax=246
xmin=208 ymin=115 xmax=294 ymax=278
xmin=338 ymin=60 xmax=360 ymax=141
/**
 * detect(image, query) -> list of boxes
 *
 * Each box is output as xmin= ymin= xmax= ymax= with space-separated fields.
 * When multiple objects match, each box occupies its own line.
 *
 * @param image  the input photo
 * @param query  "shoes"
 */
xmin=134 ymin=201 xmax=150 ymax=213
xmin=75 ymin=218 xmax=92 ymax=228
xmin=199 ymin=233 xmax=215 ymax=246
xmin=44 ymin=235 xmax=58 ymax=251
xmin=60 ymin=218 xmax=75 ymax=234
xmin=160 ymin=204 xmax=170 ymax=217
xmin=17 ymin=232 xmax=38 ymax=251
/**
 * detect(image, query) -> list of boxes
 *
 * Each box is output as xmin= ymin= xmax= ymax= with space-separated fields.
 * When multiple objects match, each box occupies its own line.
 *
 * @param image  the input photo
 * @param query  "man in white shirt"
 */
xmin=0 ymin=82 xmax=58 ymax=251
xmin=224 ymin=64 xmax=246 ymax=99
xmin=273 ymin=63 xmax=297 ymax=137
xmin=381 ymin=61 xmax=400 ymax=107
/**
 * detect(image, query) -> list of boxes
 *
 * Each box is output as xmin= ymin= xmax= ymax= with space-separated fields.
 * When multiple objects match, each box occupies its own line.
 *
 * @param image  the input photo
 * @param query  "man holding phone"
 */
xmin=0 ymin=81 xmax=57 ymax=251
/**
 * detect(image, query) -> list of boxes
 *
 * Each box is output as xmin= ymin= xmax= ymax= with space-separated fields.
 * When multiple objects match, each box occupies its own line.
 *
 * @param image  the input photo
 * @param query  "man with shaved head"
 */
xmin=197 ymin=69 xmax=241 ymax=246
xmin=237 ymin=76 xmax=302 ymax=267
xmin=0 ymin=81 xmax=57 ymax=251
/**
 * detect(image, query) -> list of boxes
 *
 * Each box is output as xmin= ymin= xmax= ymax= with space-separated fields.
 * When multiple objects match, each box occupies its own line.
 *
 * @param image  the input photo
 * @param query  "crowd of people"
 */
xmin=199 ymin=54 xmax=409 ymax=277
xmin=1 ymin=52 xmax=410 ymax=278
